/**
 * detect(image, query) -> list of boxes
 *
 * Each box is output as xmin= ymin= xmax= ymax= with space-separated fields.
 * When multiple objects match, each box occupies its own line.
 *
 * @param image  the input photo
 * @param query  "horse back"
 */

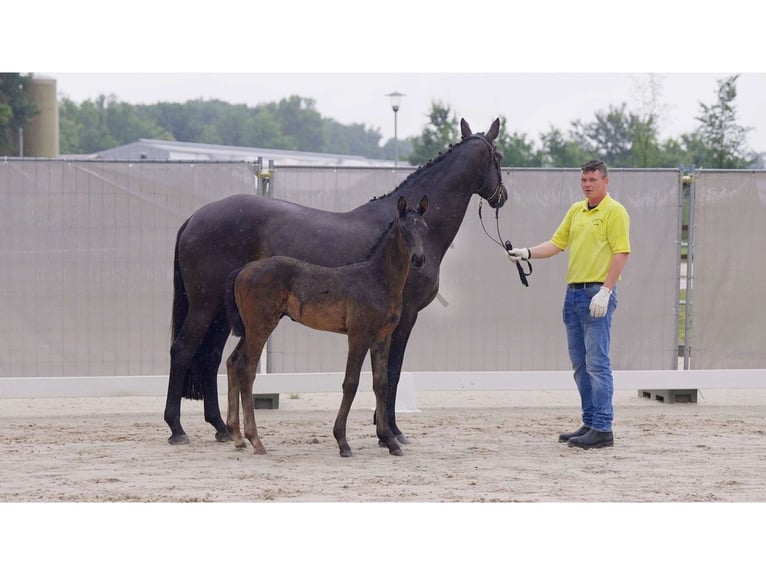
xmin=182 ymin=194 xmax=385 ymax=266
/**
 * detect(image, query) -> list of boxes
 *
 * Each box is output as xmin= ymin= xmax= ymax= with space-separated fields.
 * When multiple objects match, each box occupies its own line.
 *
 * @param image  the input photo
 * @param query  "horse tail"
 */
xmin=224 ymin=266 xmax=246 ymax=338
xmin=170 ymin=219 xmax=204 ymax=400
xmin=171 ymin=218 xmax=190 ymax=346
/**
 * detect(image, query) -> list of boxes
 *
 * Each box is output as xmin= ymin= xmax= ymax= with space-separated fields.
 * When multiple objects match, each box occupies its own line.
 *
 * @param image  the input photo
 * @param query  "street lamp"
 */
xmin=385 ymin=91 xmax=405 ymax=167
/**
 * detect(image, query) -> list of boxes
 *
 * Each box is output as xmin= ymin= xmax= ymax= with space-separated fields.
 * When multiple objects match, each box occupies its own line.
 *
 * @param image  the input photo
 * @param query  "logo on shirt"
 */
xmin=592 ymin=218 xmax=603 ymax=227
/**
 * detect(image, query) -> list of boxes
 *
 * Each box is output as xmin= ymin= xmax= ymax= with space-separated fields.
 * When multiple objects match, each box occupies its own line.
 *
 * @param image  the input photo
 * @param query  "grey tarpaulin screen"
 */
xmin=0 ymin=160 xmax=256 ymax=377
xmin=1 ymin=161 xmax=684 ymax=378
xmin=686 ymin=170 xmax=766 ymax=368
xmin=267 ymin=167 xmax=682 ymax=373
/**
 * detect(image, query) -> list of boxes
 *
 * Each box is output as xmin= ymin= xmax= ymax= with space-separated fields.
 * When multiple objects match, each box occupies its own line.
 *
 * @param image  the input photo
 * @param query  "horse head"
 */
xmin=397 ymin=195 xmax=429 ymax=270
xmin=460 ymin=118 xmax=508 ymax=209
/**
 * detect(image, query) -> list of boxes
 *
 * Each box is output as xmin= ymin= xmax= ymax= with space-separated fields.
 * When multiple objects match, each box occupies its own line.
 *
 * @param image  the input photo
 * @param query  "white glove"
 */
xmin=589 ymin=286 xmax=612 ymax=318
xmin=507 ymin=247 xmax=530 ymax=263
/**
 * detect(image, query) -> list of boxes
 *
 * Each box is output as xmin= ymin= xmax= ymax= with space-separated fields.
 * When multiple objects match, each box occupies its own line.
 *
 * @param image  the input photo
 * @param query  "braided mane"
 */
xmin=369 ymin=132 xmax=486 ymax=203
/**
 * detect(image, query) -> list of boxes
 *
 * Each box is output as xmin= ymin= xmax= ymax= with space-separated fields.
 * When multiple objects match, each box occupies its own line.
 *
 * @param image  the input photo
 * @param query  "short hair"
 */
xmin=581 ymin=159 xmax=608 ymax=178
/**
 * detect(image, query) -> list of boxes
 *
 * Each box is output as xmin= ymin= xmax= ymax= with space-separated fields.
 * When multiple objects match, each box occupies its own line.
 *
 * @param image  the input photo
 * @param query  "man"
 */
xmin=508 ymin=160 xmax=630 ymax=449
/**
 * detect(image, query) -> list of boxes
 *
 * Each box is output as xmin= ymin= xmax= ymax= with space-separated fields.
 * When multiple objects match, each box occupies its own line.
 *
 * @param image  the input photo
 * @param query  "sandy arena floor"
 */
xmin=2 ymin=388 xmax=764 ymax=503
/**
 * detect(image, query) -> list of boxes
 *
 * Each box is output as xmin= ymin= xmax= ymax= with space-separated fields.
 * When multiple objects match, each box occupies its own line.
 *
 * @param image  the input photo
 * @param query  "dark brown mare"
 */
xmin=164 ymin=118 xmax=507 ymax=445
xmin=225 ymin=196 xmax=429 ymax=457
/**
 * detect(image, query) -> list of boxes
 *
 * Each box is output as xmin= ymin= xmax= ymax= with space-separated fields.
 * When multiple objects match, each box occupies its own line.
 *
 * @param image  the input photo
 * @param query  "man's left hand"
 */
xmin=589 ymin=286 xmax=612 ymax=318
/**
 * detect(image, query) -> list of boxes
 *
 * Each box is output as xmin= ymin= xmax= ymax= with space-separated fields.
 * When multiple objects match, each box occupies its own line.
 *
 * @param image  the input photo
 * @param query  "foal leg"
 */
xmin=238 ymin=334 xmax=270 ymax=455
xmin=371 ymin=337 xmax=402 ymax=456
xmin=333 ymin=339 xmax=368 ymax=457
xmin=225 ymin=339 xmax=246 ymax=449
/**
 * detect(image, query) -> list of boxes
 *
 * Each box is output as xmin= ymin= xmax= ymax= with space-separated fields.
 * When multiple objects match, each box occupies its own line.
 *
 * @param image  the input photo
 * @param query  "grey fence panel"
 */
xmin=0 ymin=160 xmax=256 ymax=377
xmin=265 ymin=167 xmax=681 ymax=373
xmin=266 ymin=167 xmax=412 ymax=373
xmin=0 ymin=161 xmax=682 ymax=378
xmin=425 ymin=168 xmax=681 ymax=372
xmin=687 ymin=170 xmax=766 ymax=368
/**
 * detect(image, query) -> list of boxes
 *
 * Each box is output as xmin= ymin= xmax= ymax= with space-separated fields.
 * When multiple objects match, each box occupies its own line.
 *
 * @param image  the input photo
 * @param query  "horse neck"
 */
xmin=395 ymin=141 xmax=486 ymax=250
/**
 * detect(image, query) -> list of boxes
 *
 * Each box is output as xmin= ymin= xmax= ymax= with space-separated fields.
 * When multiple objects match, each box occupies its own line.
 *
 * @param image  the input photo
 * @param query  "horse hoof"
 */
xmin=234 ymin=441 xmax=247 ymax=450
xmin=390 ymin=447 xmax=404 ymax=456
xmin=168 ymin=433 xmax=190 ymax=446
xmin=340 ymin=448 xmax=353 ymax=458
xmin=396 ymin=433 xmax=409 ymax=445
xmin=215 ymin=429 xmax=233 ymax=443
xmin=253 ymin=447 xmax=267 ymax=455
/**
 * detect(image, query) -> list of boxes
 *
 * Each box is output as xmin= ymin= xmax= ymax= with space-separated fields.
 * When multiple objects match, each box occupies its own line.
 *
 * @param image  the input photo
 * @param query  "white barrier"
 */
xmin=1 ymin=370 xmax=764 ymax=412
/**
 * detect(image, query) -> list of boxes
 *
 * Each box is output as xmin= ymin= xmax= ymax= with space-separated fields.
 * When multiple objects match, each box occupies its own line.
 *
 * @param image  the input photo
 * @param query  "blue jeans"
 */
xmin=562 ymin=284 xmax=617 ymax=432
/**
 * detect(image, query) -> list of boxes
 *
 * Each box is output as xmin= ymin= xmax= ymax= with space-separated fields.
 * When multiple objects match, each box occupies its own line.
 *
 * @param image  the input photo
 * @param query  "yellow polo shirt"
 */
xmin=551 ymin=194 xmax=631 ymax=284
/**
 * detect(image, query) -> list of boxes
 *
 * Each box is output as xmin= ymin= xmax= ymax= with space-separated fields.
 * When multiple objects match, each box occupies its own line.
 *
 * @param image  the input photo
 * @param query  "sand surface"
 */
xmin=2 ymin=388 xmax=764 ymax=503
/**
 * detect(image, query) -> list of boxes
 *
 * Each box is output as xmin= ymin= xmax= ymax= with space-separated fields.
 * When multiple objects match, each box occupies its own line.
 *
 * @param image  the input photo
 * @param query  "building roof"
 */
xmin=94 ymin=139 xmax=396 ymax=167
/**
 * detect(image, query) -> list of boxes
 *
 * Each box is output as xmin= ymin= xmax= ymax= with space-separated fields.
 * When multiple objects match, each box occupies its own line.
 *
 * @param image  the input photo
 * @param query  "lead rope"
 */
xmin=478 ymin=199 xmax=532 ymax=287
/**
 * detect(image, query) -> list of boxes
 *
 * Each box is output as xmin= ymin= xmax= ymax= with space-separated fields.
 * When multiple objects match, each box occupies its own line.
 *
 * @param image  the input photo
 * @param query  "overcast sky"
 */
xmin=14 ymin=2 xmax=766 ymax=153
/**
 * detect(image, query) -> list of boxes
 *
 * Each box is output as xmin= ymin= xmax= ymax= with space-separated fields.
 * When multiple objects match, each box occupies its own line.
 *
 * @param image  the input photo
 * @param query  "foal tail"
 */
xmin=224 ymin=267 xmax=246 ymax=338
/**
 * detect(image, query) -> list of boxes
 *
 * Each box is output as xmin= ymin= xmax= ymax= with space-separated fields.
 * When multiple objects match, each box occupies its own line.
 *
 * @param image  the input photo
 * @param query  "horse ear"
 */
xmin=486 ymin=118 xmax=500 ymax=142
xmin=397 ymin=195 xmax=407 ymax=217
xmin=460 ymin=118 xmax=472 ymax=139
xmin=418 ymin=195 xmax=428 ymax=215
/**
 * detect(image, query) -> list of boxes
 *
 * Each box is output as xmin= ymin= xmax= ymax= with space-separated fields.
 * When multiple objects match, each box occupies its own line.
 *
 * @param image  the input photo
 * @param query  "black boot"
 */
xmin=568 ymin=429 xmax=614 ymax=449
xmin=558 ymin=425 xmax=590 ymax=443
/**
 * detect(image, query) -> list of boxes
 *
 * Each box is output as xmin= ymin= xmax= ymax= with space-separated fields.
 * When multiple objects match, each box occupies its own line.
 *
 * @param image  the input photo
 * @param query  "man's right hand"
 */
xmin=507 ymin=247 xmax=530 ymax=263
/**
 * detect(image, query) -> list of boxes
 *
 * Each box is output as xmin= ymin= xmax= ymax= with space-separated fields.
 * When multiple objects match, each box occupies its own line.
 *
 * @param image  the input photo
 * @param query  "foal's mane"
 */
xmin=369 ymin=132 xmax=487 ymax=203
xmin=362 ymin=213 xmax=398 ymax=260
xmin=361 ymin=203 xmax=424 ymax=261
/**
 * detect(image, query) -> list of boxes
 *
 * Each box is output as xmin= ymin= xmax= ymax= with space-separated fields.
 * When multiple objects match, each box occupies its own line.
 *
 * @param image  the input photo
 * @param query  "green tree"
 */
xmin=0 ymin=73 xmax=40 ymax=155
xmin=567 ymin=102 xmax=665 ymax=168
xmin=106 ymin=101 xmax=173 ymax=144
xmin=407 ymin=101 xmax=459 ymax=165
xmin=495 ymin=115 xmax=543 ymax=167
xmin=382 ymin=137 xmax=412 ymax=162
xmin=539 ymin=125 xmax=589 ymax=167
xmin=262 ymin=95 xmax=327 ymax=152
xmin=659 ymin=133 xmax=707 ymax=171
xmin=570 ymin=103 xmax=635 ymax=167
xmin=694 ymin=74 xmax=752 ymax=168
xmin=629 ymin=74 xmax=664 ymax=167
xmin=326 ymin=120 xmax=384 ymax=158
xmin=59 ymin=95 xmax=171 ymax=154
xmin=628 ymin=112 xmax=661 ymax=168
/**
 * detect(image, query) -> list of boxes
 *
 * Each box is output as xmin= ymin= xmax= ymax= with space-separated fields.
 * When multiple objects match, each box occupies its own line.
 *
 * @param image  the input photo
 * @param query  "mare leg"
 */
xmin=197 ymin=309 xmax=233 ymax=442
xmin=371 ymin=337 xmax=402 ymax=456
xmin=378 ymin=311 xmax=419 ymax=445
xmin=164 ymin=309 xmax=219 ymax=445
xmin=332 ymin=338 xmax=369 ymax=457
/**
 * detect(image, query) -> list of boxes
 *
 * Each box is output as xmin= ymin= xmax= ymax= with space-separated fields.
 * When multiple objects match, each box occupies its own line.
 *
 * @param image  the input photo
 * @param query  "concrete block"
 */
xmin=254 ymin=393 xmax=280 ymax=409
xmin=638 ymin=389 xmax=698 ymax=404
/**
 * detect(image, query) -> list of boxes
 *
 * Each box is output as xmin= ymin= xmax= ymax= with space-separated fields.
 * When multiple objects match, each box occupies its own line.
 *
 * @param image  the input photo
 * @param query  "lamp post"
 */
xmin=385 ymin=91 xmax=405 ymax=167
